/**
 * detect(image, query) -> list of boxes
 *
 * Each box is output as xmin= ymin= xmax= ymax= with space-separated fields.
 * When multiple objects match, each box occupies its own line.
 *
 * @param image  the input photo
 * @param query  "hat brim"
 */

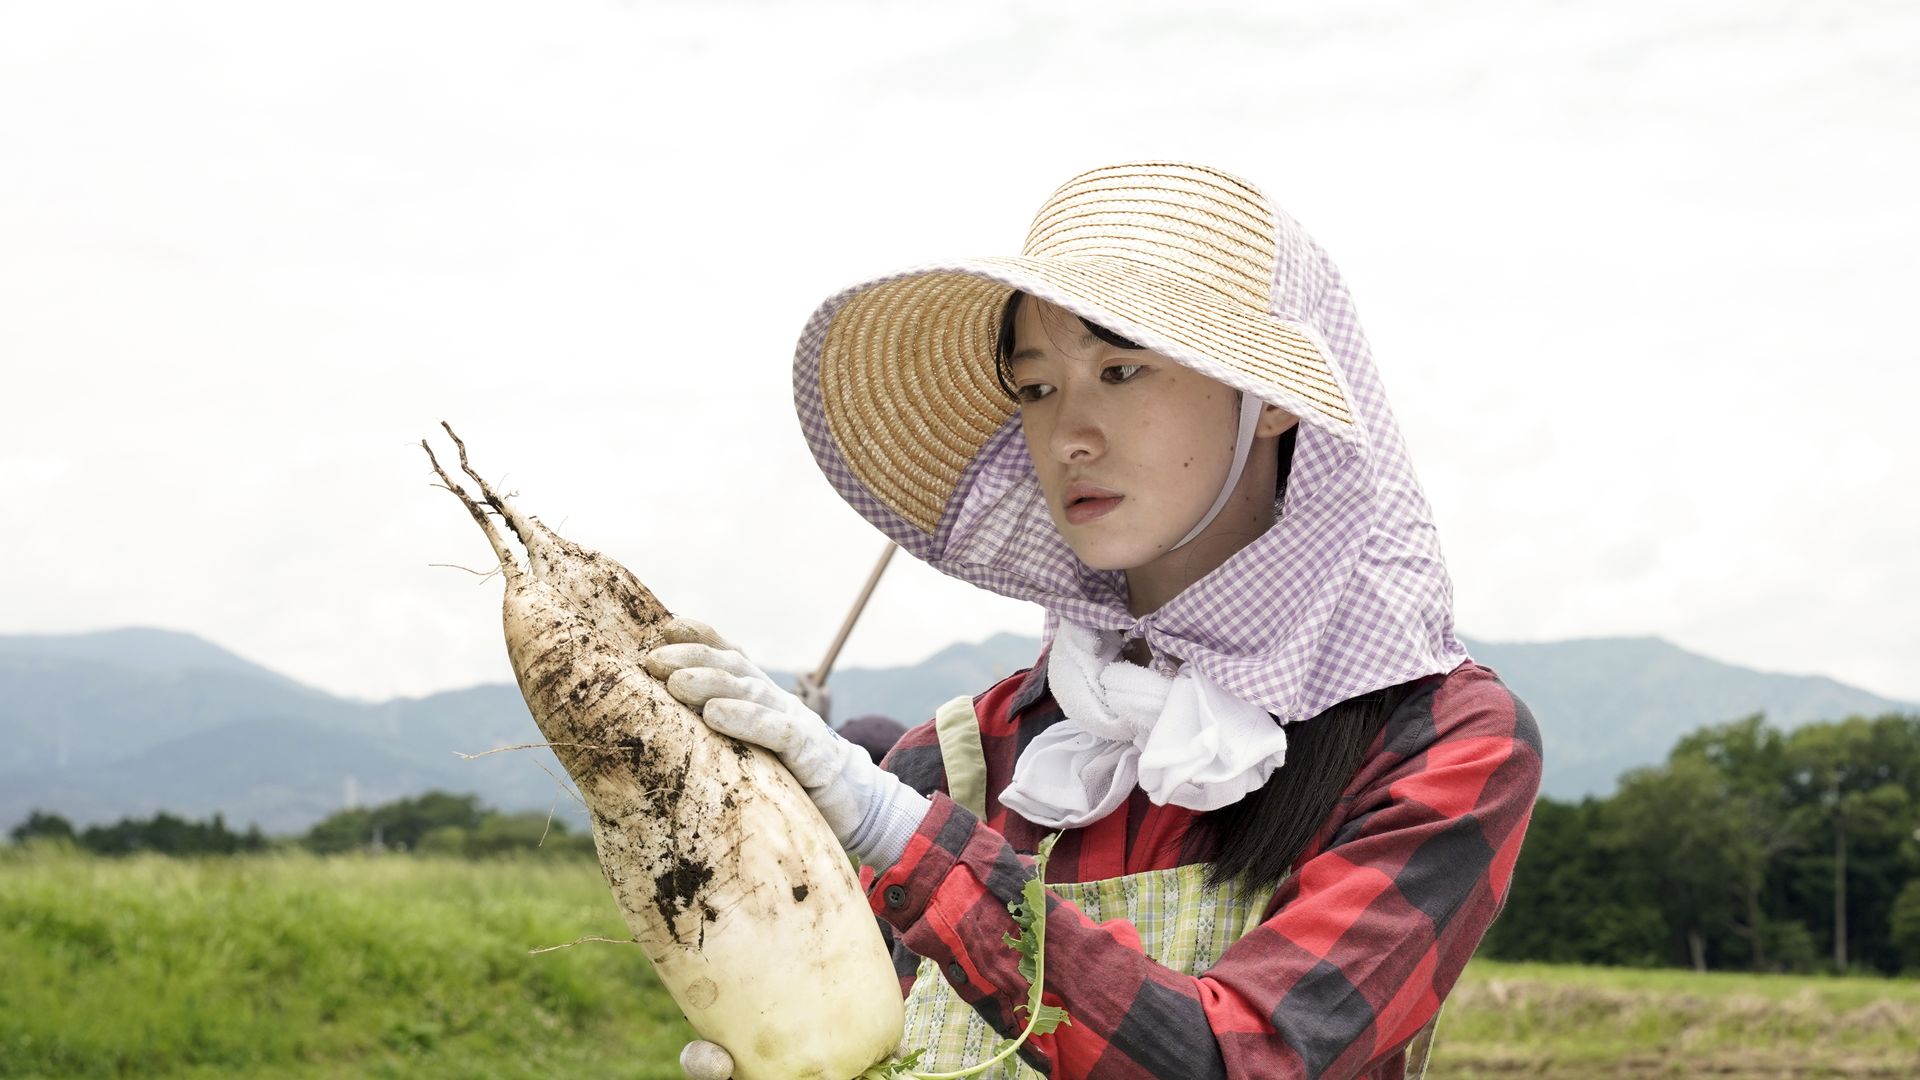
xmin=805 ymin=255 xmax=1359 ymax=536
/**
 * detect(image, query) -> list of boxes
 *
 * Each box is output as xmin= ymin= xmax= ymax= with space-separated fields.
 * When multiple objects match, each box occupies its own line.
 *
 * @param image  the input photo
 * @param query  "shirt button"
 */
xmin=946 ymin=961 xmax=967 ymax=984
xmin=884 ymin=885 xmax=907 ymax=909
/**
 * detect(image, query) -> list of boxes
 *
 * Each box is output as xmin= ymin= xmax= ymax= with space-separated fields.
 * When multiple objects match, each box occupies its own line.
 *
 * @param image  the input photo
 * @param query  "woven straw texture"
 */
xmin=818 ymin=162 xmax=1353 ymax=534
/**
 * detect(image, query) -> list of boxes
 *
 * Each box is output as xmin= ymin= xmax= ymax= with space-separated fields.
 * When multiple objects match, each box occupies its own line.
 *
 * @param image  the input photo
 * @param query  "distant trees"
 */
xmin=9 ymin=810 xmax=267 ymax=855
xmin=419 ymin=810 xmax=594 ymax=858
xmin=1485 ymin=711 xmax=1920 ymax=975
xmin=300 ymin=791 xmax=592 ymax=857
xmin=9 ymin=811 xmax=76 ymax=845
xmin=1782 ymin=716 xmax=1918 ymax=971
xmin=6 ymin=791 xmax=592 ymax=858
xmin=301 ymin=790 xmax=485 ymax=853
xmin=1894 ymin=880 xmax=1920 ymax=970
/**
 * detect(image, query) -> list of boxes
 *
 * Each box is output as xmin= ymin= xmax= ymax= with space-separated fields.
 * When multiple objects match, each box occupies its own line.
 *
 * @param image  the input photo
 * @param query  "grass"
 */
xmin=0 ymin=846 xmax=696 ymax=1078
xmin=4 ymin=847 xmax=1916 ymax=1078
xmin=1435 ymin=959 xmax=1920 ymax=1078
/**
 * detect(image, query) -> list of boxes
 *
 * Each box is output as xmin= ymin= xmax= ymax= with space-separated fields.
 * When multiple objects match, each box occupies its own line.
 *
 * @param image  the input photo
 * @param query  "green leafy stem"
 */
xmin=860 ymin=833 xmax=1069 ymax=1080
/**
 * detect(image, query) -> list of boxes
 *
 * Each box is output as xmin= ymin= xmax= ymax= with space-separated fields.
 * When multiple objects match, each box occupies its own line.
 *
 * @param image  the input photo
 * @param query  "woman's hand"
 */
xmin=643 ymin=617 xmax=929 ymax=868
xmin=679 ymin=1039 xmax=734 ymax=1080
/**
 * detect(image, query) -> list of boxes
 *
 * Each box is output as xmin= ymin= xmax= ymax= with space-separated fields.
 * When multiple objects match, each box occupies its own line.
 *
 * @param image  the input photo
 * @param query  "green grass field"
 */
xmin=4 ymin=848 xmax=1916 ymax=1079
xmin=0 ymin=847 xmax=697 ymax=1079
xmin=1437 ymin=961 xmax=1920 ymax=1078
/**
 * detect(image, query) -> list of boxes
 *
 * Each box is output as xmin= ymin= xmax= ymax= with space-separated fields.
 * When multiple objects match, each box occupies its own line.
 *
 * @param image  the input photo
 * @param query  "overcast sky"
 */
xmin=3 ymin=0 xmax=1916 ymax=706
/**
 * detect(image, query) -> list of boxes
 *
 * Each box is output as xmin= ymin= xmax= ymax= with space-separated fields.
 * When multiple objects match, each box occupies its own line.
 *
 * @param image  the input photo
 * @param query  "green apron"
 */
xmin=896 ymin=696 xmax=1439 ymax=1079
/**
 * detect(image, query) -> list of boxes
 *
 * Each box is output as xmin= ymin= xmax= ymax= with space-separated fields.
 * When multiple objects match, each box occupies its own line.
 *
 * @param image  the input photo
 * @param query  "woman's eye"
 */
xmin=1014 ymin=383 xmax=1054 ymax=403
xmin=1102 ymin=363 xmax=1144 ymax=384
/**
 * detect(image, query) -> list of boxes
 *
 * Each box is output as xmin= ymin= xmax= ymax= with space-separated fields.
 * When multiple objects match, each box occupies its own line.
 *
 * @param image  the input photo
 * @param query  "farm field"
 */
xmin=1434 ymin=962 xmax=1920 ymax=1078
xmin=3 ymin=849 xmax=1916 ymax=1079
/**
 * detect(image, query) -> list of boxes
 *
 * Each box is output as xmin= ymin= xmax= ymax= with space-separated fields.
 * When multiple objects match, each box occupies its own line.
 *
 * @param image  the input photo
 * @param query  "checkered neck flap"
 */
xmin=791 ymin=212 xmax=1467 ymax=724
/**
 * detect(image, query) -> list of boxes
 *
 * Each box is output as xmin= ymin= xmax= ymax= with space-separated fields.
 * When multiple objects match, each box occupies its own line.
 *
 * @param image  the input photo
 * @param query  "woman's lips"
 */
xmin=1065 ymin=495 xmax=1123 ymax=525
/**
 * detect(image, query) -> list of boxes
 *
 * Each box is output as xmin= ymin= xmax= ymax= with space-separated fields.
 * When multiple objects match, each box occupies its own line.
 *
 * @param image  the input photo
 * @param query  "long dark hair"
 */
xmin=995 ymin=288 xmax=1394 ymax=888
xmin=1195 ymin=684 xmax=1411 ymax=889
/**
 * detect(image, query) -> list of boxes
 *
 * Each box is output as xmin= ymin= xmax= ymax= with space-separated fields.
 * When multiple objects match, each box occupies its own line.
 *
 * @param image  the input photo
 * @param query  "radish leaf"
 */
xmin=865 ymin=833 xmax=1068 ymax=1079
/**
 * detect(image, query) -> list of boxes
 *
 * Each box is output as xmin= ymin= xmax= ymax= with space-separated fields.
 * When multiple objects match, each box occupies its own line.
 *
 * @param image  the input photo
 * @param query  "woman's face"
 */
xmin=1008 ymin=297 xmax=1295 ymax=591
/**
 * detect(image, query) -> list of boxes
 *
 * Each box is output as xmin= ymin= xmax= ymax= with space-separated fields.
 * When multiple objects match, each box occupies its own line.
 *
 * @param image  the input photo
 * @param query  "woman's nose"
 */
xmin=1047 ymin=388 xmax=1105 ymax=462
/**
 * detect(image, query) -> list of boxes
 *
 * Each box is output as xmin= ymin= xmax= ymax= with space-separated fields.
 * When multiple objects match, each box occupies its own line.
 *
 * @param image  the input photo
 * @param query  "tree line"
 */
xmin=12 ymin=712 xmax=1920 ymax=975
xmin=1483 ymin=711 xmax=1920 ymax=975
xmin=8 ymin=791 xmax=592 ymax=859
xmin=299 ymin=790 xmax=592 ymax=857
xmin=8 ymin=810 xmax=269 ymax=856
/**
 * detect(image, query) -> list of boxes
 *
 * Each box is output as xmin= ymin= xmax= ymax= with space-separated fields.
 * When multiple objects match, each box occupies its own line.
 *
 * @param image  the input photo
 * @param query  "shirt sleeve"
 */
xmin=863 ymin=715 xmax=955 ymax=997
xmin=865 ymin=665 xmax=1543 ymax=1079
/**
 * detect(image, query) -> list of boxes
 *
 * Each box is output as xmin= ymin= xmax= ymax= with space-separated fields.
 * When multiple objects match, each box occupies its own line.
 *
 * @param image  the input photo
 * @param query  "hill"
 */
xmin=0 ymin=628 xmax=1910 ymax=833
xmin=1460 ymin=635 xmax=1910 ymax=798
xmin=0 ymin=629 xmax=1035 ymax=835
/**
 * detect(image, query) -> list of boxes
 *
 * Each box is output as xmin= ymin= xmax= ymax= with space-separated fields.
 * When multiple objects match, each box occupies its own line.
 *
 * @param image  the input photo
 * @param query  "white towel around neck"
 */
xmin=997 ymin=619 xmax=1291 ymax=829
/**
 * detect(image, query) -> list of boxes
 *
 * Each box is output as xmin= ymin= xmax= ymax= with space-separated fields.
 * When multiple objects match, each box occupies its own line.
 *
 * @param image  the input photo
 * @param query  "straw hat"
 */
xmin=805 ymin=161 xmax=1360 ymax=536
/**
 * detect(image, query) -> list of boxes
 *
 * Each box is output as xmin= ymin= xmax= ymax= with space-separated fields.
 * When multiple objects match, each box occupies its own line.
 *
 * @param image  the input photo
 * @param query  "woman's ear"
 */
xmin=1256 ymin=403 xmax=1300 ymax=439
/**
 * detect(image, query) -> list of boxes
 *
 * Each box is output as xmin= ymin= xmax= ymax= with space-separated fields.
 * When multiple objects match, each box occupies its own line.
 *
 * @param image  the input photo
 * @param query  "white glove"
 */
xmin=642 ymin=617 xmax=928 ymax=869
xmin=679 ymin=1040 xmax=734 ymax=1080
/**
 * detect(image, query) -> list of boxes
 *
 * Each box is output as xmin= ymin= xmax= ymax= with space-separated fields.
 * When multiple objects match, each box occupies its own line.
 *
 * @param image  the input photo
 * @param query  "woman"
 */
xmin=646 ymin=161 xmax=1542 ymax=1079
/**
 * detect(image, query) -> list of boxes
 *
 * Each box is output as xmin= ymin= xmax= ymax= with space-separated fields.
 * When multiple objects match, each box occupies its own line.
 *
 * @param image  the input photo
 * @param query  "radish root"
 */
xmin=422 ymin=425 xmax=903 ymax=1080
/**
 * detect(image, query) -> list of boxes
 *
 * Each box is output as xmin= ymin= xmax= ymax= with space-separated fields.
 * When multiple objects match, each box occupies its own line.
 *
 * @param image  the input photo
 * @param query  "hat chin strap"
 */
xmin=1167 ymin=391 xmax=1267 ymax=553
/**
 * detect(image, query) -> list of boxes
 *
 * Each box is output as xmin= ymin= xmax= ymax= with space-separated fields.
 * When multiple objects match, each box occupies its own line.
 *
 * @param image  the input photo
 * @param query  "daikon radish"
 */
xmin=423 ymin=424 xmax=903 ymax=1080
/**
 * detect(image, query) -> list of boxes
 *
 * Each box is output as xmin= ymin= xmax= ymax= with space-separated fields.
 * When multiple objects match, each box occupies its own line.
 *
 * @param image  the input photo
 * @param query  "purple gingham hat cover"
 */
xmin=791 ymin=173 xmax=1467 ymax=724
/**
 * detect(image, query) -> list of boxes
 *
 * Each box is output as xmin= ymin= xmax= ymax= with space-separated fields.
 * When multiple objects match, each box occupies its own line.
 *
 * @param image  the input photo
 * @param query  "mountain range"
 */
xmin=0 ymin=627 xmax=1909 ymax=835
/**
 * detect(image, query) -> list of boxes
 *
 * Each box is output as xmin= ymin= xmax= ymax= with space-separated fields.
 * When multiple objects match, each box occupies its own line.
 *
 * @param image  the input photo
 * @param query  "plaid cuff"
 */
xmin=867 ymin=792 xmax=977 ymax=930
xmin=865 ymin=794 xmax=1044 ymax=1067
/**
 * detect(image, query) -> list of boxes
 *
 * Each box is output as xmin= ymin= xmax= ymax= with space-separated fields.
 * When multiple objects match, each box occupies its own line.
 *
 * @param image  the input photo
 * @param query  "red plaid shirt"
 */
xmin=862 ymin=656 xmax=1541 ymax=1079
